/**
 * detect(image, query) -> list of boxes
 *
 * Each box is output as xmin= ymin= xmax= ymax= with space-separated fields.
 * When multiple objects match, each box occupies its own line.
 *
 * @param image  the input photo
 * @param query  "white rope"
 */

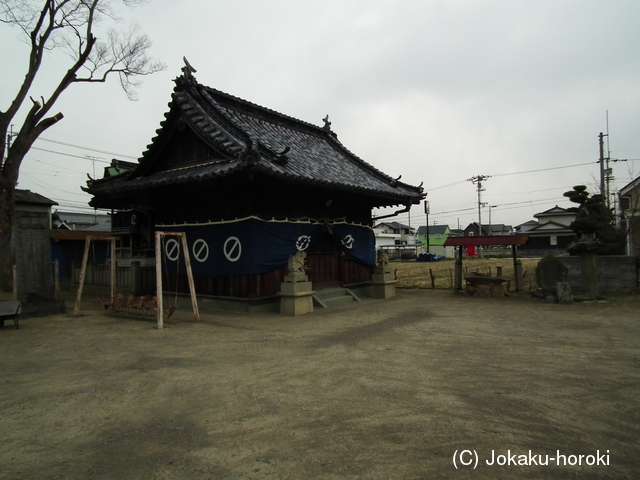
xmin=156 ymin=215 xmax=373 ymax=230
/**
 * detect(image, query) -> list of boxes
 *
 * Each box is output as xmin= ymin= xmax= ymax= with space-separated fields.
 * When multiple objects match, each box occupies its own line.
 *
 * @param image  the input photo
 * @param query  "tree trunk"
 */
xmin=0 ymin=180 xmax=15 ymax=292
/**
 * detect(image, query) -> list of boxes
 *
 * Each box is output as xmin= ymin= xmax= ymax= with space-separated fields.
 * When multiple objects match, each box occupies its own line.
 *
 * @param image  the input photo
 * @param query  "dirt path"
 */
xmin=1 ymin=290 xmax=639 ymax=479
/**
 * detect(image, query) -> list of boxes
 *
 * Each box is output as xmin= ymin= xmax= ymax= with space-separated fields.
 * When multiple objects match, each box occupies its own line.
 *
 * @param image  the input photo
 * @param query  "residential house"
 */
xmin=516 ymin=206 xmax=576 ymax=252
xmin=372 ymin=223 xmax=401 ymax=249
xmin=463 ymin=223 xmax=513 ymax=237
xmin=619 ymin=176 xmax=640 ymax=255
xmin=373 ymin=221 xmax=418 ymax=259
xmin=514 ymin=220 xmax=539 ymax=234
xmin=374 ymin=222 xmax=415 ymax=245
xmin=416 ymin=225 xmax=455 ymax=258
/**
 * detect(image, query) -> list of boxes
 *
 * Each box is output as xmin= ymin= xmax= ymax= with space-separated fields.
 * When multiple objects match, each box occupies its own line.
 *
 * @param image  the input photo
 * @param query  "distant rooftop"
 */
xmin=14 ymin=189 xmax=57 ymax=206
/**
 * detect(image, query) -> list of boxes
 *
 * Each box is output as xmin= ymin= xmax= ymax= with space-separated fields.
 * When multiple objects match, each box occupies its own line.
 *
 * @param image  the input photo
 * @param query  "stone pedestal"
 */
xmin=372 ymin=271 xmax=396 ymax=299
xmin=278 ymin=274 xmax=315 ymax=315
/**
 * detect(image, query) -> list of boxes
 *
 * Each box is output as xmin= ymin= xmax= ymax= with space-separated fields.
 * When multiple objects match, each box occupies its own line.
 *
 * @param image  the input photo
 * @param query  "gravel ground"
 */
xmin=1 ymin=289 xmax=639 ymax=479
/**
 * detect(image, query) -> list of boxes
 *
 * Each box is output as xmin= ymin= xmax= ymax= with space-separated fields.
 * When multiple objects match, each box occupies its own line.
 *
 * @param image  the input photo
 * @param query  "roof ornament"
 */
xmin=274 ymin=146 xmax=290 ymax=166
xmin=322 ymin=115 xmax=331 ymax=131
xmin=178 ymin=57 xmax=197 ymax=85
xmin=391 ymin=175 xmax=402 ymax=187
xmin=240 ymin=138 xmax=261 ymax=165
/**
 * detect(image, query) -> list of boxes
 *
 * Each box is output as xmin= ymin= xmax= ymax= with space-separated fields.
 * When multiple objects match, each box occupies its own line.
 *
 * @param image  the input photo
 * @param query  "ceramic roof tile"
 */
xmin=87 ymin=68 xmax=424 ymax=204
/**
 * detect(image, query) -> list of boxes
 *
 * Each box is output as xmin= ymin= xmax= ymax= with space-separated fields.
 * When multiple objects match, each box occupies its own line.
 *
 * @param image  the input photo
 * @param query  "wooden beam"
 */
xmin=179 ymin=233 xmax=200 ymax=322
xmin=155 ymin=231 xmax=164 ymax=329
xmin=73 ymin=236 xmax=92 ymax=315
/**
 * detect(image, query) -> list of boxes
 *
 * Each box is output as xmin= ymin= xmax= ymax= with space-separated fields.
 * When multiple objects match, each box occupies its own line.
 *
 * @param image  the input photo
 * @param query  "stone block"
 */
xmin=556 ymin=282 xmax=573 ymax=303
xmin=536 ymin=254 xmax=569 ymax=294
xmin=372 ymin=272 xmax=395 ymax=283
xmin=278 ymin=281 xmax=315 ymax=315
xmin=372 ymin=272 xmax=397 ymax=299
xmin=279 ymin=281 xmax=313 ymax=295
xmin=372 ymin=281 xmax=396 ymax=299
xmin=283 ymin=274 xmax=309 ymax=283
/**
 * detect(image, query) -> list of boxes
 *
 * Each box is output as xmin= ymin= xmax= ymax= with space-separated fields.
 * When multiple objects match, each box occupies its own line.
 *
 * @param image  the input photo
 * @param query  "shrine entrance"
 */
xmin=306 ymin=234 xmax=341 ymax=290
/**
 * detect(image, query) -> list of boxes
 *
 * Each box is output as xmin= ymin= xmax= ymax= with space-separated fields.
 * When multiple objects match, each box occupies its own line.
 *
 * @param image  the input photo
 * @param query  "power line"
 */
xmin=491 ymin=161 xmax=595 ymax=178
xmin=31 ymin=146 xmax=111 ymax=163
xmin=38 ymin=137 xmax=139 ymax=160
xmin=426 ymin=160 xmax=596 ymax=191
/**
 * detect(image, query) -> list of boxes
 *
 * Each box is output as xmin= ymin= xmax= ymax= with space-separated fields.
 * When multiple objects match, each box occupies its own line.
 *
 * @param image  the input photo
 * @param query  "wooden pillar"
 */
xmin=179 ymin=234 xmax=200 ymax=323
xmin=454 ymin=246 xmax=463 ymax=292
xmin=155 ymin=231 xmax=200 ymax=329
xmin=12 ymin=265 xmax=18 ymax=301
xmin=73 ymin=236 xmax=92 ymax=315
xmin=109 ymin=238 xmax=116 ymax=307
xmin=155 ymin=232 xmax=164 ymax=329
xmin=53 ymin=260 xmax=60 ymax=300
xmin=512 ymin=245 xmax=523 ymax=293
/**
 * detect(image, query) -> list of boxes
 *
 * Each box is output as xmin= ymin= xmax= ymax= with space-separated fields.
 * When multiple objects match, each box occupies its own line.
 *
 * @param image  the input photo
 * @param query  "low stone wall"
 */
xmin=556 ymin=255 xmax=638 ymax=294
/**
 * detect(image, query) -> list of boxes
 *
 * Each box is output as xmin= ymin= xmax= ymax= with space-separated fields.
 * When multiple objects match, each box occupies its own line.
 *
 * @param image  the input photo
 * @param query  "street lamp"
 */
xmin=489 ymin=205 xmax=498 ymax=231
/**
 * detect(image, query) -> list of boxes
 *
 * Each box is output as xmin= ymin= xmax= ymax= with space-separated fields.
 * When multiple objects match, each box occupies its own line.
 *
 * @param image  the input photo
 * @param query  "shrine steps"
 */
xmin=313 ymin=288 xmax=361 ymax=309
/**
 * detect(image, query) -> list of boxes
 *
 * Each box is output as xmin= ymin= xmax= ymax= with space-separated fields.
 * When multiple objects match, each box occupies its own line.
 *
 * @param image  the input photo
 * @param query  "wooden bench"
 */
xmin=464 ymin=275 xmax=507 ymax=298
xmin=0 ymin=301 xmax=21 ymax=329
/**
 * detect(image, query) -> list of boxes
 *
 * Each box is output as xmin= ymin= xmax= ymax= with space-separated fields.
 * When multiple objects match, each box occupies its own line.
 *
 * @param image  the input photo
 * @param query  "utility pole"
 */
xmin=467 ymin=175 xmax=491 ymax=236
xmin=599 ymin=132 xmax=607 ymax=200
xmin=598 ymin=130 xmax=626 ymax=209
xmin=467 ymin=175 xmax=490 ymax=258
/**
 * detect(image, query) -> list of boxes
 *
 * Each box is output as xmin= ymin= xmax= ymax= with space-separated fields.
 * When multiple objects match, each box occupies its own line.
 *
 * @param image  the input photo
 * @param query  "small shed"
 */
xmin=85 ymin=61 xmax=424 ymax=306
xmin=13 ymin=190 xmax=58 ymax=300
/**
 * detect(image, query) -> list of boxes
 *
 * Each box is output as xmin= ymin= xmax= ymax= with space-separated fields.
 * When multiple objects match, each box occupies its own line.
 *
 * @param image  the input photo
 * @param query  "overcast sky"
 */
xmin=3 ymin=0 xmax=640 ymax=230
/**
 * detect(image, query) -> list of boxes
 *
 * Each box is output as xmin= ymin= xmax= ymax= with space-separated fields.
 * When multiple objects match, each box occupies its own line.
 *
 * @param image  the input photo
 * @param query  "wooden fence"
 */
xmin=72 ymin=262 xmax=156 ymax=295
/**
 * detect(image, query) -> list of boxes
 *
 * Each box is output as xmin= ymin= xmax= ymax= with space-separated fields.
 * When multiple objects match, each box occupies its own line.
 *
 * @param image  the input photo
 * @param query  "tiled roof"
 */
xmin=416 ymin=225 xmax=449 ymax=235
xmin=86 ymin=65 xmax=424 ymax=206
xmin=376 ymin=221 xmax=412 ymax=230
xmin=53 ymin=211 xmax=111 ymax=231
xmin=14 ymin=190 xmax=57 ymax=206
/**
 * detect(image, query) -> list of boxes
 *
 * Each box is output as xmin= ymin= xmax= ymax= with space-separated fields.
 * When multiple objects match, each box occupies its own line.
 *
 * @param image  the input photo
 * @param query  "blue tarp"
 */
xmin=160 ymin=219 xmax=375 ymax=276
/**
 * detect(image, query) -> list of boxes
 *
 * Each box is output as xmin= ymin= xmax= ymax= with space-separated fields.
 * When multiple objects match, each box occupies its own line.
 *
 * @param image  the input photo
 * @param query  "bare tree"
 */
xmin=0 ymin=0 xmax=164 ymax=291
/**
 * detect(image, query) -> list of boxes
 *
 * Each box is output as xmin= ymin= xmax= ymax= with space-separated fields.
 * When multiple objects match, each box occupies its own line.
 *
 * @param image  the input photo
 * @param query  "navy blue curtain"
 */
xmin=160 ymin=219 xmax=374 ymax=276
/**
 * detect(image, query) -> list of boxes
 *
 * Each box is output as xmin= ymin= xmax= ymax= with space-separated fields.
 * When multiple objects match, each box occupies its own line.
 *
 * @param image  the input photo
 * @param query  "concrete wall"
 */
xmin=556 ymin=255 xmax=638 ymax=294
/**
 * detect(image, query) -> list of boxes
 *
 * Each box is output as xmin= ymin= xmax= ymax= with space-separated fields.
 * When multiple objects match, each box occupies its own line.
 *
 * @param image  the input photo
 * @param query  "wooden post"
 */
xmin=12 ymin=265 xmax=18 ymax=301
xmin=512 ymin=245 xmax=523 ymax=293
xmin=454 ymin=246 xmax=463 ymax=292
xmin=155 ymin=231 xmax=164 ymax=329
xmin=429 ymin=268 xmax=435 ymax=289
xmin=179 ymin=234 xmax=200 ymax=322
xmin=74 ymin=236 xmax=118 ymax=315
xmin=155 ymin=231 xmax=200 ymax=329
xmin=109 ymin=237 xmax=116 ymax=307
xmin=53 ymin=260 xmax=60 ymax=300
xmin=73 ymin=236 xmax=92 ymax=315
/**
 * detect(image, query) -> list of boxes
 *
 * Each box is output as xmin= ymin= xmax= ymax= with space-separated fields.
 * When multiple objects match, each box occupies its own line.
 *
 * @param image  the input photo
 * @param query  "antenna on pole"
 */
xmin=86 ymin=155 xmax=100 ymax=180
